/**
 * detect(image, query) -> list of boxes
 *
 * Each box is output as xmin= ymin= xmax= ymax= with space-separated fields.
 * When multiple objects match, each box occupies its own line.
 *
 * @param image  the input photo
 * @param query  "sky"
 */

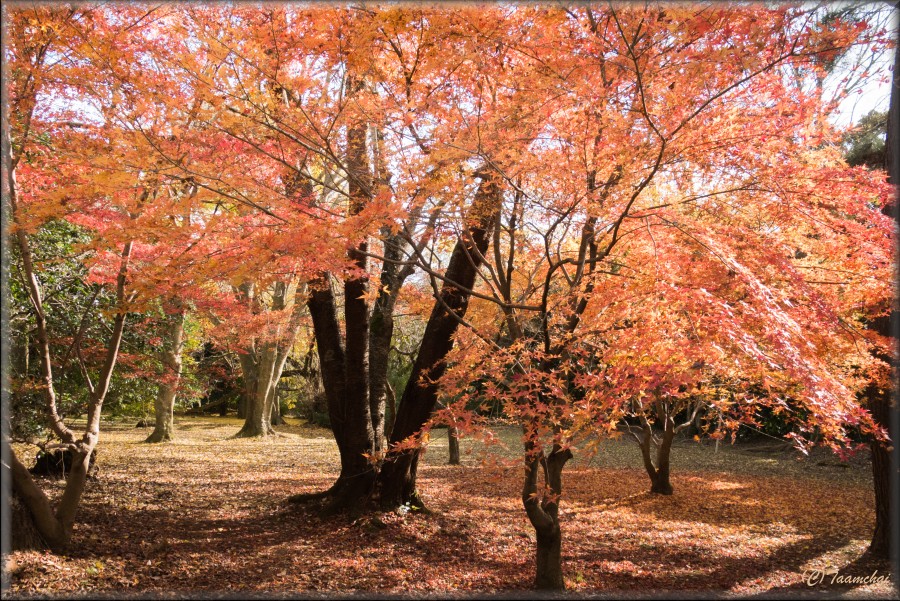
xmin=830 ymin=2 xmax=896 ymax=128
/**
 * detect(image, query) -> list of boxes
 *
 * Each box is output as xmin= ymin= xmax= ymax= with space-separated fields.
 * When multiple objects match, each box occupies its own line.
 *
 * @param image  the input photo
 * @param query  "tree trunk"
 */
xmin=234 ymin=281 xmax=303 ymax=439
xmin=869 ymin=387 xmax=892 ymax=557
xmin=296 ymin=116 xmax=377 ymax=512
xmin=334 ymin=118 xmax=377 ymax=508
xmin=868 ymin=33 xmax=898 ymax=560
xmin=5 ymin=436 xmax=93 ymax=551
xmin=448 ymin=426 xmax=460 ymax=465
xmin=535 ymin=526 xmax=564 ymax=590
xmin=368 ymin=233 xmax=404 ymax=455
xmin=522 ymin=444 xmax=572 ymax=590
xmin=368 ymin=122 xmax=406 ymax=454
xmin=303 ymin=288 xmax=376 ymax=504
xmin=377 ymin=170 xmax=501 ymax=510
xmin=9 ymin=489 xmax=46 ymax=551
xmin=638 ymin=419 xmax=675 ymax=496
xmin=236 ymin=340 xmax=295 ymax=438
xmin=651 ymin=426 xmax=675 ymax=496
xmin=146 ymin=307 xmax=185 ymax=443
xmin=271 ymin=393 xmax=284 ymax=426
xmin=867 ymin=317 xmax=896 ymax=558
xmin=237 ymin=342 xmax=255 ymax=422
xmin=235 ymin=349 xmax=271 ymax=437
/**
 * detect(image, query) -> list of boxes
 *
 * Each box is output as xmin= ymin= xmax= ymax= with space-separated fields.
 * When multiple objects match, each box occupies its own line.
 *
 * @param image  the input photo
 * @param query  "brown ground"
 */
xmin=3 ymin=417 xmax=897 ymax=598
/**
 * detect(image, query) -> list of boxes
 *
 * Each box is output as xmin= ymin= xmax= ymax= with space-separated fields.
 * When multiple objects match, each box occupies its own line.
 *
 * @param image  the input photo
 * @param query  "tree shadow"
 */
xmin=10 ymin=445 xmax=882 ymax=597
xmin=443 ymin=465 xmax=882 ymax=596
xmin=746 ymin=550 xmax=898 ymax=599
xmin=68 ymin=491 xmax=533 ymax=594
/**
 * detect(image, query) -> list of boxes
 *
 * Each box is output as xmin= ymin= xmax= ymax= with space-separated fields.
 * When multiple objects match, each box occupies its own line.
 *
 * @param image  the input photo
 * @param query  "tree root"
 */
xmin=286 ymin=487 xmax=335 ymax=505
xmin=231 ymin=426 xmax=277 ymax=439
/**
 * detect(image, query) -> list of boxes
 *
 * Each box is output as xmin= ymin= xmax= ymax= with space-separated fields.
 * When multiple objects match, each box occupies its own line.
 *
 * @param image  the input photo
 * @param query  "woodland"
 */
xmin=2 ymin=3 xmax=899 ymax=598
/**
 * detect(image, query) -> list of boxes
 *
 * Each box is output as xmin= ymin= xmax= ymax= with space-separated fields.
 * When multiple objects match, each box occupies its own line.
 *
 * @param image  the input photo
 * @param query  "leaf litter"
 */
xmin=4 ymin=417 xmax=896 ymax=598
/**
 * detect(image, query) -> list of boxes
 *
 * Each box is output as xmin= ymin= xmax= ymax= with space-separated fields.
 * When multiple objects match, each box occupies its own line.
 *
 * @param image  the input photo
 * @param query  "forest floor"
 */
xmin=3 ymin=416 xmax=897 ymax=599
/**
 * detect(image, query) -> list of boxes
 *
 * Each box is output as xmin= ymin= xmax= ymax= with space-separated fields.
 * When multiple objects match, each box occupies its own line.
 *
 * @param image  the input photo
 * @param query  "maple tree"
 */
xmin=416 ymin=4 xmax=893 ymax=588
xmin=138 ymin=5 xmax=524 ymax=510
xmin=4 ymin=6 xmax=142 ymax=548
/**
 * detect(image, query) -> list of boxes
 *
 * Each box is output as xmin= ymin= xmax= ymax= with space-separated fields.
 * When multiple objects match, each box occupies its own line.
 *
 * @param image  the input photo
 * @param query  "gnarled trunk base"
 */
xmin=144 ymin=428 xmax=173 ymax=443
xmin=288 ymin=468 xmax=376 ymax=516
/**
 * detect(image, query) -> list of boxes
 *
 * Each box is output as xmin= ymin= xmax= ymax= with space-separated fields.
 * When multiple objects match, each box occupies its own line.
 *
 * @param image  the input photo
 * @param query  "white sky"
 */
xmin=830 ymin=2 xmax=897 ymax=128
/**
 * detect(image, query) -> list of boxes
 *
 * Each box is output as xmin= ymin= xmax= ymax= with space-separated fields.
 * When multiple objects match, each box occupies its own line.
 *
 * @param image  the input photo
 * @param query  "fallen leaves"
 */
xmin=5 ymin=417 xmax=896 ymax=598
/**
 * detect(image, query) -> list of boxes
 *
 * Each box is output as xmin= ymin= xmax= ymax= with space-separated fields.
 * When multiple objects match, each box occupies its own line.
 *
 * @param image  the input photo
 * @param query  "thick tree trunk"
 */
xmin=146 ymin=308 xmax=185 ymax=443
xmin=9 ymin=489 xmax=46 ymax=551
xmin=367 ymin=123 xmax=408 ymax=455
xmin=324 ymin=117 xmax=375 ymax=510
xmin=866 ymin=314 xmax=896 ymax=558
xmin=869 ymin=387 xmax=892 ymax=557
xmin=235 ymin=349 xmax=272 ymax=437
xmin=234 ymin=281 xmax=303 ymax=439
xmin=296 ymin=117 xmax=377 ymax=512
xmin=236 ymin=342 xmax=294 ymax=438
xmin=535 ymin=527 xmax=564 ymax=590
xmin=334 ymin=119 xmax=377 ymax=507
xmin=378 ymin=170 xmax=501 ymax=510
xmin=448 ymin=426 xmax=461 ymax=465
